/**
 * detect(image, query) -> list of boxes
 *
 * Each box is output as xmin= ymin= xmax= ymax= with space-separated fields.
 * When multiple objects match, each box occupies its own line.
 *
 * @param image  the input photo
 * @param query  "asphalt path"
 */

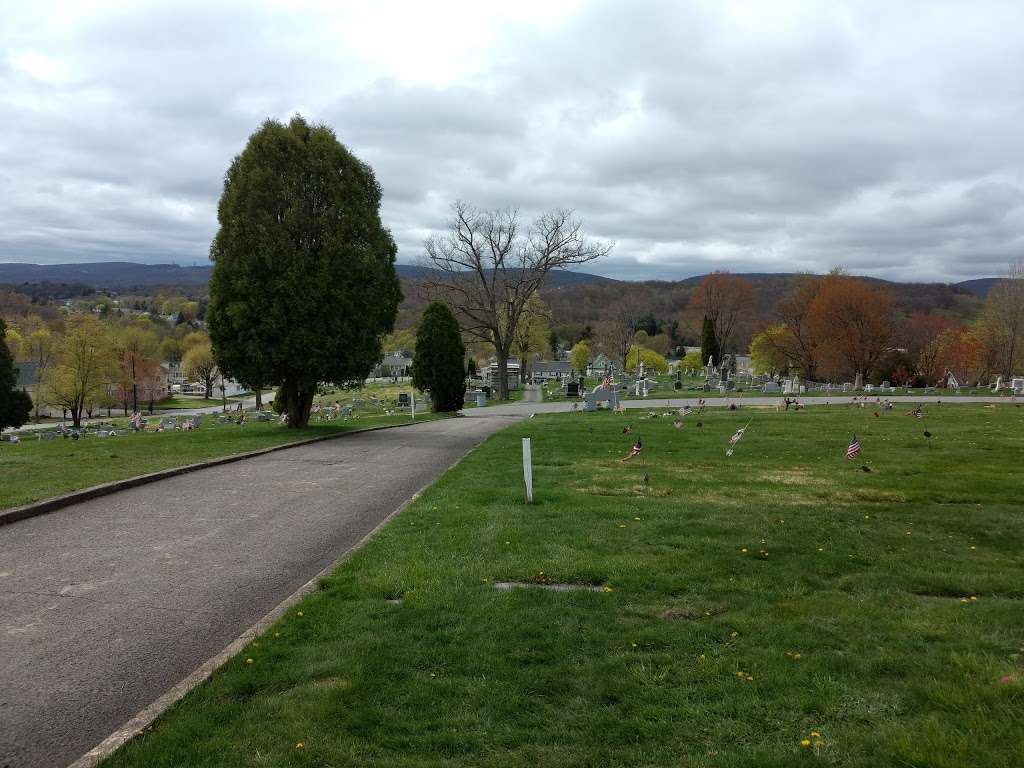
xmin=0 ymin=415 xmax=515 ymax=768
xmin=463 ymin=393 xmax=1015 ymax=417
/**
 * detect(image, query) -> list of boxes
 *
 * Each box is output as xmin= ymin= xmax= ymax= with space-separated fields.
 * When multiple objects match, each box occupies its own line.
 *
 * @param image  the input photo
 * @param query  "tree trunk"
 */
xmin=284 ymin=381 xmax=316 ymax=428
xmin=205 ymin=378 xmax=213 ymax=399
xmin=132 ymin=382 xmax=138 ymax=413
xmin=255 ymin=388 xmax=262 ymax=409
xmin=496 ymin=353 xmax=509 ymax=401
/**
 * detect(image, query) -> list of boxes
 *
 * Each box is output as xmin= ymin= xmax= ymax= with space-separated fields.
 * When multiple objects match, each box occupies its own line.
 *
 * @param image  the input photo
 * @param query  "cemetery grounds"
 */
xmin=102 ymin=403 xmax=1023 ymax=767
xmin=471 ymin=374 xmax=1005 ymax=407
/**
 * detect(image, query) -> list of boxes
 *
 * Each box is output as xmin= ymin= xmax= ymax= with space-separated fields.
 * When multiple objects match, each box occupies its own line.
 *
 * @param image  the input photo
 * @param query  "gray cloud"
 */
xmin=2 ymin=0 xmax=1023 ymax=282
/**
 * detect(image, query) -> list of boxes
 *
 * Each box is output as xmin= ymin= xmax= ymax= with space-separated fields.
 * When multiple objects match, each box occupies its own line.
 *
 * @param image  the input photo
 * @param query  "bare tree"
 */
xmin=769 ymin=276 xmax=822 ymax=381
xmin=594 ymin=297 xmax=643 ymax=368
xmin=422 ymin=202 xmax=612 ymax=400
xmin=683 ymin=272 xmax=754 ymax=356
xmin=979 ymin=259 xmax=1024 ymax=379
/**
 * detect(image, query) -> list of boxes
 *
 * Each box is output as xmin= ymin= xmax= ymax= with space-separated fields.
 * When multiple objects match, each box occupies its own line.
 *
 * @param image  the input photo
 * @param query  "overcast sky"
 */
xmin=2 ymin=0 xmax=1022 ymax=282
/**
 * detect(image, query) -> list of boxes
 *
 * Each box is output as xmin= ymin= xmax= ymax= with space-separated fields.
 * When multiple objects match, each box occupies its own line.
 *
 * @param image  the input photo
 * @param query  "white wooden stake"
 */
xmin=522 ymin=437 xmax=534 ymax=504
xmin=411 ymin=390 xmax=415 ymax=421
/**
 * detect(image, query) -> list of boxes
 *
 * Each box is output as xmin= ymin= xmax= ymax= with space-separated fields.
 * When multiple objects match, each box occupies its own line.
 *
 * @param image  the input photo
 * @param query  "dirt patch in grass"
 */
xmin=760 ymin=469 xmax=826 ymax=486
xmin=576 ymin=483 xmax=672 ymax=498
xmin=310 ymin=676 xmax=352 ymax=691
xmin=494 ymin=581 xmax=607 ymax=593
xmin=834 ymin=489 xmax=908 ymax=503
xmin=659 ymin=602 xmax=728 ymax=621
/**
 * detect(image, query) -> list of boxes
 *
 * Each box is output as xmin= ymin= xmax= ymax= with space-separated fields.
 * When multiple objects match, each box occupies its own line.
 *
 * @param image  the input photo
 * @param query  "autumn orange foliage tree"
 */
xmin=896 ymin=312 xmax=959 ymax=360
xmin=806 ymin=274 xmax=896 ymax=382
xmin=936 ymin=327 xmax=985 ymax=385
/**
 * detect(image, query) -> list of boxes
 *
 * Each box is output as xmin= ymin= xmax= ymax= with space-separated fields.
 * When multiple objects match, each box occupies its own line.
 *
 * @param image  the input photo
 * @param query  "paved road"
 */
xmin=0 ymin=416 xmax=515 ymax=768
xmin=463 ymin=393 xmax=1014 ymax=417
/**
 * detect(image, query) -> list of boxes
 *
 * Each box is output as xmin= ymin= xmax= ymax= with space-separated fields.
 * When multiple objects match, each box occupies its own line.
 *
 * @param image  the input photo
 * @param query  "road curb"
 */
xmin=64 ymin=427 xmax=496 ymax=768
xmin=0 ymin=418 xmax=445 ymax=528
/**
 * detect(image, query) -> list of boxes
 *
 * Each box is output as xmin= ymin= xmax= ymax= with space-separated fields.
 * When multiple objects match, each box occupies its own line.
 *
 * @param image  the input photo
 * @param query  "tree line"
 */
xmin=1 ymin=311 xmax=224 ymax=428
xmin=749 ymin=264 xmax=1024 ymax=385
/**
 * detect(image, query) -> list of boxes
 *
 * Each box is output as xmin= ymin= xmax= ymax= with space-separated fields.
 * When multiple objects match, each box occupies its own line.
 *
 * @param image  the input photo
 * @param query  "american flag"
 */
xmin=603 ymin=375 xmax=613 ymax=388
xmin=725 ymin=424 xmax=749 ymax=457
xmin=846 ymin=435 xmax=861 ymax=460
xmin=620 ymin=438 xmax=643 ymax=462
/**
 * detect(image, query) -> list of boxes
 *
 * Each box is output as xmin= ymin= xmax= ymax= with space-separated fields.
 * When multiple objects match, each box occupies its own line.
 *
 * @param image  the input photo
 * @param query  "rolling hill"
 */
xmin=0 ymin=261 xmax=616 ymax=290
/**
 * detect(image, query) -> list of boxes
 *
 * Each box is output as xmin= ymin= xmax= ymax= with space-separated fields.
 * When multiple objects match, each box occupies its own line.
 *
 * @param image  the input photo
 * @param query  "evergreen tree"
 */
xmin=700 ymin=315 xmax=720 ymax=367
xmin=0 ymin=318 xmax=33 ymax=432
xmin=413 ymin=302 xmax=466 ymax=412
xmin=207 ymin=116 xmax=401 ymax=428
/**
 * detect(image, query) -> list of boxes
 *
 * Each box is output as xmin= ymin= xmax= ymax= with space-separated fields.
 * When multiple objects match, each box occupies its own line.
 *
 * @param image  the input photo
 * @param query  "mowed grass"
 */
xmin=0 ymin=412 xmax=443 ymax=510
xmin=105 ymin=405 xmax=1024 ymax=767
xmin=156 ymin=395 xmax=248 ymax=409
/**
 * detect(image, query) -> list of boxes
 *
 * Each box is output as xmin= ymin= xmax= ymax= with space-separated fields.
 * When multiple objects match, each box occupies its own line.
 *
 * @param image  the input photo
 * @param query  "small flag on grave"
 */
xmin=726 ymin=421 xmax=751 ymax=457
xmin=621 ymin=438 xmax=643 ymax=462
xmin=846 ymin=435 xmax=861 ymax=460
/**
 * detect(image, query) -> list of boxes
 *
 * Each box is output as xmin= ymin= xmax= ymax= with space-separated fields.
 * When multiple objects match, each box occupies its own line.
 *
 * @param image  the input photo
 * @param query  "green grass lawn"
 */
xmin=156 ymin=395 xmax=248 ymax=410
xmin=315 ymin=382 xmax=428 ymax=415
xmin=103 ymin=404 xmax=1024 ymax=767
xmin=0 ymin=412 xmax=444 ymax=511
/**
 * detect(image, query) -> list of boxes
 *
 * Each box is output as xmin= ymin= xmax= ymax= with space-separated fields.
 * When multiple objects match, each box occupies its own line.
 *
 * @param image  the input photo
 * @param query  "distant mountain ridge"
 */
xmin=0 ymin=261 xmax=1002 ymax=295
xmin=0 ymin=261 xmax=616 ymax=290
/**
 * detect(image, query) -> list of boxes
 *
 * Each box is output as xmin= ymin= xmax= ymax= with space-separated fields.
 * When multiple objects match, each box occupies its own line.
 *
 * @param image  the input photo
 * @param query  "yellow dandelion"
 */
xmin=245 ymin=658 xmax=254 ymax=665
xmin=295 ymin=741 xmax=304 ymax=749
xmin=618 ymin=524 xmax=627 ymax=528
xmin=297 ymin=611 xmax=304 ymax=617
xmin=801 ymin=739 xmax=811 ymax=748
xmin=730 ymin=631 xmax=738 ymax=638
xmin=811 ymin=731 xmax=821 ymax=739
xmin=603 ymin=586 xmax=614 ymax=593
xmin=741 ymin=548 xmax=748 ymax=554
xmin=634 ymin=517 xmax=641 ymax=521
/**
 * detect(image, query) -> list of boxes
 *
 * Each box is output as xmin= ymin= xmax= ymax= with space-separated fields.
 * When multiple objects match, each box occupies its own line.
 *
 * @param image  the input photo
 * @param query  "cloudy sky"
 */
xmin=2 ymin=0 xmax=1023 ymax=282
